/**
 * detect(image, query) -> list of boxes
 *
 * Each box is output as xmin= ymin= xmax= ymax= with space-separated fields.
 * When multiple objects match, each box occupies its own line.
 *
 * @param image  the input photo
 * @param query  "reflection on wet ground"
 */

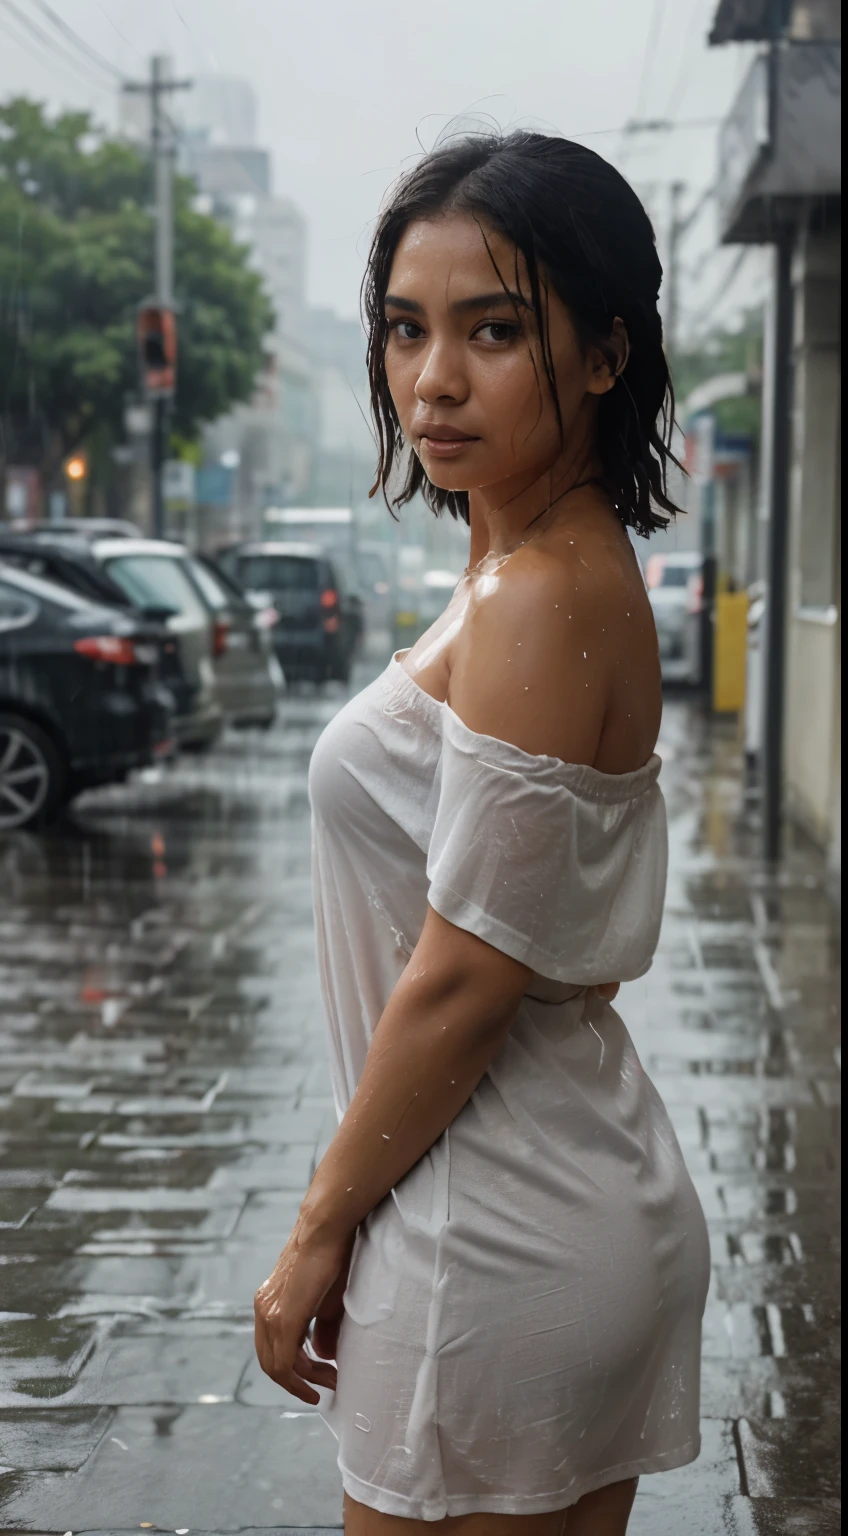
xmin=0 ymin=667 xmax=840 ymax=1535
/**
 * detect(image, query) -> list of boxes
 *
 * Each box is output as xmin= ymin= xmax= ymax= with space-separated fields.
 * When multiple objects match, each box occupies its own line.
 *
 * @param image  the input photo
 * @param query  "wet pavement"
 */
xmin=0 ymin=661 xmax=840 ymax=1536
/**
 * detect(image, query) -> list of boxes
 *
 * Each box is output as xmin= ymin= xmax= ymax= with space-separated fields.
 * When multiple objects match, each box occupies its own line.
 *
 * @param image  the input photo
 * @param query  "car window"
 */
xmin=104 ymin=554 xmax=207 ymax=619
xmin=185 ymin=556 xmax=231 ymax=612
xmin=659 ymin=566 xmax=694 ymax=589
xmin=0 ymin=563 xmax=94 ymax=611
xmin=324 ymin=555 xmax=362 ymax=598
xmin=237 ymin=555 xmax=320 ymax=592
xmin=197 ymin=557 xmax=251 ymax=606
xmin=0 ymin=580 xmax=39 ymax=632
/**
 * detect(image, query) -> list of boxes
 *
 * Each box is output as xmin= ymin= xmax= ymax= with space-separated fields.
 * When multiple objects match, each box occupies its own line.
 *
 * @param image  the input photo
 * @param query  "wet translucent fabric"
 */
xmin=308 ymin=655 xmax=709 ymax=1521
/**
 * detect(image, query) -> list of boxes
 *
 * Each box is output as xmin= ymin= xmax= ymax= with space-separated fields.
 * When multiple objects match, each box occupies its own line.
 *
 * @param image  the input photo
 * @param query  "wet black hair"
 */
xmin=363 ymin=129 xmax=682 ymax=537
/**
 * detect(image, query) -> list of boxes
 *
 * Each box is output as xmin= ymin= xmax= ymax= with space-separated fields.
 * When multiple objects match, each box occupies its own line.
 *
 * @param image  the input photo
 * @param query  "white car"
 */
xmin=645 ymin=551 xmax=703 ymax=684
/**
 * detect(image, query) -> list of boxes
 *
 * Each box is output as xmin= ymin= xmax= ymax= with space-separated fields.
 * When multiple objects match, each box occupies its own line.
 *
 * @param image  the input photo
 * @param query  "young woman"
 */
xmin=254 ymin=131 xmax=710 ymax=1535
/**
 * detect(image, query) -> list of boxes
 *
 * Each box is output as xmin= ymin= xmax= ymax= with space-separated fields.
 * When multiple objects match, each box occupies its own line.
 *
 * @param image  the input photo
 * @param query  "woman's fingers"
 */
xmin=253 ymin=1225 xmax=353 ymax=1402
xmin=255 ymin=1315 xmax=337 ymax=1404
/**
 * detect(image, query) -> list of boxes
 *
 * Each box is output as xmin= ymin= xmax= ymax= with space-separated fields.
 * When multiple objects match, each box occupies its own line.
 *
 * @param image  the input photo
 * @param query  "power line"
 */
xmin=664 ymin=0 xmax=714 ymax=120
xmin=91 ymin=0 xmax=143 ymax=59
xmin=620 ymin=0 xmax=668 ymax=168
xmin=28 ymin=0 xmax=123 ymax=79
xmin=0 ymin=0 xmax=115 ymax=94
xmin=574 ymin=115 xmax=720 ymax=140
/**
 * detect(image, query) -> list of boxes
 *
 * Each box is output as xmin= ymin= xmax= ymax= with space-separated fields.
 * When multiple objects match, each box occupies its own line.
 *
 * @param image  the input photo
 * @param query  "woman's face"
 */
xmin=383 ymin=212 xmax=617 ymax=496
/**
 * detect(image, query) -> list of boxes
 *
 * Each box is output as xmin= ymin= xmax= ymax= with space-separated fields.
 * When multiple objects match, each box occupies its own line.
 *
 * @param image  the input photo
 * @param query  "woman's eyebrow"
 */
xmin=451 ymin=291 xmax=531 ymax=314
xmin=384 ymin=294 xmax=424 ymax=313
xmin=384 ymin=291 xmax=530 ymax=315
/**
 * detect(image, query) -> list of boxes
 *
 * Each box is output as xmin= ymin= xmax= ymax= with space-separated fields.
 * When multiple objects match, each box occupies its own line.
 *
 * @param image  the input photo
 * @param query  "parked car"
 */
xmin=0 ymin=532 xmax=222 ymax=751
xmin=0 ymin=563 xmax=173 ymax=831
xmin=97 ymin=540 xmax=282 ymax=735
xmin=185 ymin=552 xmax=283 ymax=727
xmin=22 ymin=517 xmax=143 ymax=539
xmin=216 ymin=541 xmax=364 ymax=683
xmin=645 ymin=551 xmax=703 ymax=684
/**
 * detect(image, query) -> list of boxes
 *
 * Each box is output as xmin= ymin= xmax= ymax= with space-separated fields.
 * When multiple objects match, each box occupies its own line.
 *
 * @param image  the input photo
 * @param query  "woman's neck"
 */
xmin=465 ymin=425 xmax=603 ymax=570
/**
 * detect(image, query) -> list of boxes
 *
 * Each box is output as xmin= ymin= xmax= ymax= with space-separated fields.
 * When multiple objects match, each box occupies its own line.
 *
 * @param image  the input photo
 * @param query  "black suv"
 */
xmin=216 ymin=542 xmax=364 ymax=683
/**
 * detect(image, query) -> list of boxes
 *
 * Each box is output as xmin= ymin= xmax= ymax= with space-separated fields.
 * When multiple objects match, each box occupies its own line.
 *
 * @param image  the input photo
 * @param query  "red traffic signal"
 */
xmin=137 ymin=304 xmax=177 ymax=397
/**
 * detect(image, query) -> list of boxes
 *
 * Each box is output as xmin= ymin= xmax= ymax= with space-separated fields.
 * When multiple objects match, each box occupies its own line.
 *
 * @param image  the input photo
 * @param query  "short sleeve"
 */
xmin=426 ymin=707 xmax=668 ymax=986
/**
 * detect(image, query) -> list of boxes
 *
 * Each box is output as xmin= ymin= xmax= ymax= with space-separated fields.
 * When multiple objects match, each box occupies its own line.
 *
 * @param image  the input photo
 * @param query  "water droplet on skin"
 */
xmin=382 ymin=1133 xmax=390 ymax=1140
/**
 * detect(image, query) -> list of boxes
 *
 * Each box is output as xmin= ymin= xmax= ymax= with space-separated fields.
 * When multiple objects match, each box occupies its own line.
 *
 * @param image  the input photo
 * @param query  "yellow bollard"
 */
xmin=713 ymin=591 xmax=749 ymax=713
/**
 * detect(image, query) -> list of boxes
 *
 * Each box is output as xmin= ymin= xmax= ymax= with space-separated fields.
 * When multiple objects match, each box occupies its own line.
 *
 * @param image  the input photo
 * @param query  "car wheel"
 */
xmin=0 ymin=713 xmax=65 ymax=831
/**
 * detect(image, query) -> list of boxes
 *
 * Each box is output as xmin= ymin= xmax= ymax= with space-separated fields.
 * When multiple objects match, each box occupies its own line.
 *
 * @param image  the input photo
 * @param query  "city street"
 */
xmin=0 ymin=666 xmax=840 ymax=1536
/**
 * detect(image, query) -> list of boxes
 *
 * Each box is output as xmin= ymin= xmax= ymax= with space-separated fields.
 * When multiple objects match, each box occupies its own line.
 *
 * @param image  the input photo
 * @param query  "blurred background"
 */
xmin=0 ymin=5 xmax=840 ymax=1534
xmin=0 ymin=0 xmax=840 ymax=864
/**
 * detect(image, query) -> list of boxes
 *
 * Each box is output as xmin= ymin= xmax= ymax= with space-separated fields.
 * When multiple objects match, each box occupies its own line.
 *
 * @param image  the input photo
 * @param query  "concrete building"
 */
xmin=177 ymin=81 xmax=313 ymax=537
xmin=303 ymin=307 xmax=374 ymax=508
xmin=710 ymin=0 xmax=841 ymax=870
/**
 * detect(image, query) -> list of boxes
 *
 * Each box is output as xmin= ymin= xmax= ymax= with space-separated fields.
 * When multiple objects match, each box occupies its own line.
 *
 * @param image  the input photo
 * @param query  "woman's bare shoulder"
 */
xmin=448 ymin=529 xmax=644 ymax=764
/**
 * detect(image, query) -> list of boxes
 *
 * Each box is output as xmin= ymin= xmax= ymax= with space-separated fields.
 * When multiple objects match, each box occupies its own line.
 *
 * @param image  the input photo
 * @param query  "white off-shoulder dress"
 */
xmin=308 ymin=653 xmax=709 ymax=1522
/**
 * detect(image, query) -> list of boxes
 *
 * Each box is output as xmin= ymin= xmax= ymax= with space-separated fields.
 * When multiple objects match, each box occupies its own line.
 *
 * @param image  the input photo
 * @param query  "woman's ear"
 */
xmin=586 ymin=317 xmax=630 ymax=396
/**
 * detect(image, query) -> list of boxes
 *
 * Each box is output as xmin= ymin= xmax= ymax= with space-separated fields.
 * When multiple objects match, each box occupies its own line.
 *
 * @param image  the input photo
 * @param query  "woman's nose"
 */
xmin=414 ymin=340 xmax=468 ymax=405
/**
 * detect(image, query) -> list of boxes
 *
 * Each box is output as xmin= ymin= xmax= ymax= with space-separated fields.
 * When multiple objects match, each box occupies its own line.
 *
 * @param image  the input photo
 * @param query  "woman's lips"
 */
xmin=419 ymin=434 xmax=480 ymax=458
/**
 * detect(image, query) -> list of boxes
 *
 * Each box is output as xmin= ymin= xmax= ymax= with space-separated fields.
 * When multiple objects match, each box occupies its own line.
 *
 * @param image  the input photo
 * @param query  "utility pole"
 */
xmin=122 ymin=57 xmax=191 ymax=538
xmin=761 ymin=237 xmax=794 ymax=861
xmin=665 ymin=180 xmax=686 ymax=361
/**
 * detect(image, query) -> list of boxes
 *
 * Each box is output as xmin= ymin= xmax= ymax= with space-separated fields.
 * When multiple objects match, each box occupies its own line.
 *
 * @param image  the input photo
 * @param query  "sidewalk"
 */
xmin=0 ymin=691 xmax=840 ymax=1535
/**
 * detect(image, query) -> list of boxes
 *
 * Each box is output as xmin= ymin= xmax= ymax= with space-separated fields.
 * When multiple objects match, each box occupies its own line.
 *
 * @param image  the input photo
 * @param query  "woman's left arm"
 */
xmin=254 ymin=905 xmax=531 ymax=1403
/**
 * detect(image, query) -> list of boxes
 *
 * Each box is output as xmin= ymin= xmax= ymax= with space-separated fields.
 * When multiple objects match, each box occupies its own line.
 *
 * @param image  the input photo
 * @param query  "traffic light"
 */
xmin=137 ymin=304 xmax=177 ymax=398
xmin=65 ymin=454 xmax=87 ymax=482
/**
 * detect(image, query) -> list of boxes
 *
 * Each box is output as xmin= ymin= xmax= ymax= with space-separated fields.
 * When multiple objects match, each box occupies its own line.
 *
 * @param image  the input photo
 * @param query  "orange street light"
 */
xmin=66 ymin=455 xmax=87 ymax=481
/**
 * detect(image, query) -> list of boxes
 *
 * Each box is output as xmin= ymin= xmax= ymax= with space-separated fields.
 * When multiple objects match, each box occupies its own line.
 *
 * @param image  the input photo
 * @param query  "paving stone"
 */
xmin=0 ymin=1406 xmax=342 ymax=1529
xmin=0 ymin=1405 xmax=112 ymax=1469
xmin=0 ymin=1319 xmax=101 ymax=1408
xmin=77 ymin=1324 xmax=254 ymax=1406
xmin=737 ymin=1417 xmax=841 ymax=1500
xmin=730 ymin=1500 xmax=842 ymax=1535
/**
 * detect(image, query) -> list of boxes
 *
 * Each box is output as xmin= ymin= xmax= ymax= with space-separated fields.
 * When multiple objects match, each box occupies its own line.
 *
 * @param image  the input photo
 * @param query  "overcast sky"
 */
xmin=1 ymin=0 xmax=766 ymax=331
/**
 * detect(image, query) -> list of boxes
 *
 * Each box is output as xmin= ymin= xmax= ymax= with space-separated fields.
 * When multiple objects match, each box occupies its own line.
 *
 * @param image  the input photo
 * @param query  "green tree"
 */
xmin=0 ymin=97 xmax=274 ymax=495
xmin=673 ymin=308 xmax=764 ymax=439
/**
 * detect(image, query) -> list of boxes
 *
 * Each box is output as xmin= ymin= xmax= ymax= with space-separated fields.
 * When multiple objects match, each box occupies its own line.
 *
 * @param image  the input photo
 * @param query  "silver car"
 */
xmin=94 ymin=540 xmax=281 ymax=742
xmin=645 ymin=551 xmax=702 ymax=684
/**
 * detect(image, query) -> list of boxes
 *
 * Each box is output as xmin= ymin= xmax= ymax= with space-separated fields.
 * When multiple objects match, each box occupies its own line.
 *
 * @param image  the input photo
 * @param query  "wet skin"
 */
xmin=254 ymin=213 xmax=663 ymax=1534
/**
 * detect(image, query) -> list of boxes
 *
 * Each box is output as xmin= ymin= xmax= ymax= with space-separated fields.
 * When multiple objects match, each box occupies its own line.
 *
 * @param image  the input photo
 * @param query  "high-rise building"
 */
xmin=177 ymin=77 xmax=313 ymax=534
xmin=181 ymin=77 xmax=258 ymax=148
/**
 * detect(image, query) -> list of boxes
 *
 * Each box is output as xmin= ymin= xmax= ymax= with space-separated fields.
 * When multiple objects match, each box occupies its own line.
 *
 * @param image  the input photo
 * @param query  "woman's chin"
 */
xmin=417 ymin=459 xmax=486 ymax=494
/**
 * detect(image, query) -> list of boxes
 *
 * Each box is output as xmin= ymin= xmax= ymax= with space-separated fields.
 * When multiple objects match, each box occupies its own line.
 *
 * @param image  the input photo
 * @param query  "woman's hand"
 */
xmin=254 ymin=1224 xmax=354 ymax=1405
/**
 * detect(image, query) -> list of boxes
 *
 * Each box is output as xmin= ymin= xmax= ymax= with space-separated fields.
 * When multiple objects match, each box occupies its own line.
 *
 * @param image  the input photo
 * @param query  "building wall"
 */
xmin=783 ymin=227 xmax=841 ymax=863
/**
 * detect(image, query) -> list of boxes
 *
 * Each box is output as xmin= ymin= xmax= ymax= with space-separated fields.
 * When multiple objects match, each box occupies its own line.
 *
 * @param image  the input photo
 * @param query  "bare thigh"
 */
xmin=343 ymin=1479 xmax=638 ymax=1535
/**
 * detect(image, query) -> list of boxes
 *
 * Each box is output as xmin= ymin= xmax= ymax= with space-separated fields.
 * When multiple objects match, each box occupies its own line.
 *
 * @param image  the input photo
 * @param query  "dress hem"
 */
xmin=338 ymin=1434 xmax=701 ymax=1522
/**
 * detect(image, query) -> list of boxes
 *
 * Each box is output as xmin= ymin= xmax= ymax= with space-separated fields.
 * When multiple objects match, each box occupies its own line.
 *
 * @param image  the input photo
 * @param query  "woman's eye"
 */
xmin=388 ymin=319 xmax=424 ymax=341
xmin=475 ymin=321 xmax=519 ymax=343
